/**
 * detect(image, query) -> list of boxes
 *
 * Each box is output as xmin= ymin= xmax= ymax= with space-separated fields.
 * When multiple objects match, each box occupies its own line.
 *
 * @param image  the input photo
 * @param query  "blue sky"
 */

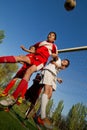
xmin=0 ymin=0 xmax=87 ymax=115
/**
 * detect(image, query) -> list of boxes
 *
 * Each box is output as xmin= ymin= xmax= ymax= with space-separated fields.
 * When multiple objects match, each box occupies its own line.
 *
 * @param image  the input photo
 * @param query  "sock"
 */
xmin=41 ymin=93 xmax=49 ymax=119
xmin=21 ymin=84 xmax=28 ymax=98
xmin=0 ymin=56 xmax=16 ymax=63
xmin=3 ymin=79 xmax=17 ymax=94
xmin=12 ymin=79 xmax=28 ymax=99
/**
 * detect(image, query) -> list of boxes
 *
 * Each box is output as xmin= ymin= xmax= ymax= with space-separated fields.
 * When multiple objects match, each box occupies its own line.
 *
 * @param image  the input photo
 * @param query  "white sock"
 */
xmin=41 ymin=93 xmax=49 ymax=119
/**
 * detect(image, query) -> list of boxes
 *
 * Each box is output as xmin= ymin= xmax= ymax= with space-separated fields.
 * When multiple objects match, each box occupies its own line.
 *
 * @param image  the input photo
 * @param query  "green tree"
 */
xmin=58 ymin=116 xmax=67 ymax=130
xmin=0 ymin=30 xmax=5 ymax=43
xmin=66 ymin=103 xmax=87 ymax=130
xmin=0 ymin=63 xmax=18 ymax=87
xmin=52 ymin=100 xmax=64 ymax=126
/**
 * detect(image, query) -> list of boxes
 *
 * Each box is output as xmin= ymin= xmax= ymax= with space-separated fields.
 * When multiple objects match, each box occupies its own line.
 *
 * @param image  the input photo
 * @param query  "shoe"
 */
xmin=37 ymin=116 xmax=44 ymax=125
xmin=0 ymin=95 xmax=16 ymax=106
xmin=33 ymin=116 xmax=44 ymax=125
xmin=33 ymin=116 xmax=53 ymax=129
xmin=37 ymin=117 xmax=53 ymax=129
xmin=17 ymin=97 xmax=23 ymax=105
xmin=43 ymin=118 xmax=53 ymax=129
xmin=0 ymin=92 xmax=8 ymax=97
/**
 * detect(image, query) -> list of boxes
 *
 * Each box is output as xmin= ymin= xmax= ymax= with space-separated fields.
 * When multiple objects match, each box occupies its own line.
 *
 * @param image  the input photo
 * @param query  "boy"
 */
xmin=0 ymin=32 xmax=58 ymax=106
xmin=0 ymin=46 xmax=35 ymax=103
xmin=34 ymin=58 xmax=70 ymax=129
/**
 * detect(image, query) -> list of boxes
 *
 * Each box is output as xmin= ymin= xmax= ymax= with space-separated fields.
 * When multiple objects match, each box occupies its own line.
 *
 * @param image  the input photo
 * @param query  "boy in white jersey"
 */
xmin=35 ymin=57 xmax=70 ymax=129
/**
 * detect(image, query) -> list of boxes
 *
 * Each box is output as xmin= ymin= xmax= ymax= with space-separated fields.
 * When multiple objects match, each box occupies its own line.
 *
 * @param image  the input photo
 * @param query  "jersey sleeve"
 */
xmin=52 ymin=44 xmax=58 ymax=53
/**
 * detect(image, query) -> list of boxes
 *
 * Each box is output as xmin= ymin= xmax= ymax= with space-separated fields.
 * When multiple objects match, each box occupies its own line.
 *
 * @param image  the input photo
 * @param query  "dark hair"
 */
xmin=64 ymin=59 xmax=70 ymax=68
xmin=48 ymin=32 xmax=57 ymax=40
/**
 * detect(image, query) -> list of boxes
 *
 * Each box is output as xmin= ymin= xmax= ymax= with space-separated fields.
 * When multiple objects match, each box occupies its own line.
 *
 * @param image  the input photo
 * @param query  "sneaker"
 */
xmin=0 ymin=95 xmax=16 ymax=106
xmin=37 ymin=117 xmax=44 ymax=125
xmin=17 ymin=97 xmax=23 ymax=105
xmin=0 ymin=92 xmax=8 ymax=97
xmin=43 ymin=118 xmax=53 ymax=129
xmin=37 ymin=117 xmax=53 ymax=129
xmin=33 ymin=116 xmax=53 ymax=129
xmin=33 ymin=116 xmax=44 ymax=125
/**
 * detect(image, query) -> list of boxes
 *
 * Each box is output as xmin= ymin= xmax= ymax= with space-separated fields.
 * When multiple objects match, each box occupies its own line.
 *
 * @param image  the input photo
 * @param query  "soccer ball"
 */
xmin=64 ymin=0 xmax=76 ymax=11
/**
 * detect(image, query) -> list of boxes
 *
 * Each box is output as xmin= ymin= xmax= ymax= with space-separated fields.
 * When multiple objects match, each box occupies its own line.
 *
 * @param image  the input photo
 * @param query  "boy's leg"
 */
xmin=17 ymin=85 xmax=28 ymax=104
xmin=41 ymin=93 xmax=49 ymax=119
xmin=0 ymin=55 xmax=31 ymax=64
xmin=3 ymin=79 xmax=17 ymax=94
xmin=0 ymin=56 xmax=16 ymax=63
xmin=12 ymin=79 xmax=28 ymax=99
xmin=0 ymin=79 xmax=17 ymax=97
xmin=10 ymin=65 xmax=37 ymax=100
xmin=0 ymin=79 xmax=28 ymax=106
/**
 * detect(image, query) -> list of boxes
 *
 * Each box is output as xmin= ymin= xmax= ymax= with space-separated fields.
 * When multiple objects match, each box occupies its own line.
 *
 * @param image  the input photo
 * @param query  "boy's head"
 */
xmin=29 ymin=46 xmax=35 ymax=52
xmin=61 ymin=59 xmax=70 ymax=69
xmin=47 ymin=32 xmax=57 ymax=43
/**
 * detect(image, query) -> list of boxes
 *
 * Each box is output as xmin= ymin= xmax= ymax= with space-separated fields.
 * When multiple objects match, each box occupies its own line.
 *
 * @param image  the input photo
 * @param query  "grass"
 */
xmin=0 ymin=103 xmax=38 ymax=130
xmin=0 ymin=88 xmax=46 ymax=130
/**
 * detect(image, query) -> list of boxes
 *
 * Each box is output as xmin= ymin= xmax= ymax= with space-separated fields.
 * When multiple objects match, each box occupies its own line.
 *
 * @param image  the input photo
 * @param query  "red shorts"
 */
xmin=30 ymin=54 xmax=47 ymax=71
xmin=26 ymin=53 xmax=34 ymax=64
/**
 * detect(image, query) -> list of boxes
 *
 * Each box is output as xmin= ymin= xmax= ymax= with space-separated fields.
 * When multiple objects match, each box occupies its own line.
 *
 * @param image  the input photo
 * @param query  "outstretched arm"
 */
xmin=20 ymin=45 xmax=35 ymax=53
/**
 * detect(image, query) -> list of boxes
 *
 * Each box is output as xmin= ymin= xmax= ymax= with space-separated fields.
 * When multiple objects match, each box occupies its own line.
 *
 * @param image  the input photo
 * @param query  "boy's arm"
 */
xmin=51 ymin=53 xmax=58 ymax=59
xmin=50 ymin=57 xmax=61 ymax=69
xmin=20 ymin=45 xmax=35 ymax=53
xmin=57 ymin=78 xmax=63 ymax=84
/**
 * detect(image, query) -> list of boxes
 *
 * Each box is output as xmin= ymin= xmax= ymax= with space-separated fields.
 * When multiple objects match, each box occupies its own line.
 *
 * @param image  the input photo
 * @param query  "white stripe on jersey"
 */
xmin=39 ymin=41 xmax=54 ymax=54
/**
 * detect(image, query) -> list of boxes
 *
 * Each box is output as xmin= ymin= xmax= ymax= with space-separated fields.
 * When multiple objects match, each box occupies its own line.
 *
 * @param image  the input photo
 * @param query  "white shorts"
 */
xmin=40 ymin=69 xmax=57 ymax=91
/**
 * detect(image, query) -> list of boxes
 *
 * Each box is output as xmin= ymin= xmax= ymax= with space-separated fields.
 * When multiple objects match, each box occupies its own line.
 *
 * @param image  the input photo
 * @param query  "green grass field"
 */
xmin=0 ymin=104 xmax=39 ymax=130
xmin=0 ymin=101 xmax=48 ymax=130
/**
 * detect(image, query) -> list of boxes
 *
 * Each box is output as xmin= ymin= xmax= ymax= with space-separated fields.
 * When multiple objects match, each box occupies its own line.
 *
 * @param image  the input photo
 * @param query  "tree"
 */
xmin=52 ymin=100 xmax=64 ymax=126
xmin=66 ymin=103 xmax=87 ymax=130
xmin=0 ymin=30 xmax=5 ymax=43
xmin=0 ymin=63 xmax=18 ymax=87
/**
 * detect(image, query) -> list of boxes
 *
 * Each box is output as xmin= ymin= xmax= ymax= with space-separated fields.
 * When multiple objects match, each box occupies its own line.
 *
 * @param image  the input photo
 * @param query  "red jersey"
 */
xmin=33 ymin=40 xmax=57 ymax=61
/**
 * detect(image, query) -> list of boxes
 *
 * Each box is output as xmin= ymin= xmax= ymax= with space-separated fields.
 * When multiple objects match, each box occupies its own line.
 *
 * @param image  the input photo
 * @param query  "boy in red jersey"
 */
xmin=0 ymin=32 xmax=58 ymax=106
xmin=0 ymin=45 xmax=35 ymax=104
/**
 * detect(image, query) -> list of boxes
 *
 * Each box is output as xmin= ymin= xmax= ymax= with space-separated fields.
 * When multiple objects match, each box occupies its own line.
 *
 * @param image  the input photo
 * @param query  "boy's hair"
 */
xmin=64 ymin=59 xmax=70 ymax=68
xmin=48 ymin=32 xmax=57 ymax=40
xmin=29 ymin=46 xmax=35 ymax=50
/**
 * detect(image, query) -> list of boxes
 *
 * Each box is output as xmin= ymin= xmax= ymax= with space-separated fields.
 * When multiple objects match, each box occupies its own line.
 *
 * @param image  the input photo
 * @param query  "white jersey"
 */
xmin=43 ymin=58 xmax=61 ymax=76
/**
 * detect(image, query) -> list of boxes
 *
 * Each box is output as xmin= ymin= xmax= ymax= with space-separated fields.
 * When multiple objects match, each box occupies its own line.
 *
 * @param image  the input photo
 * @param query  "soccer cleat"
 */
xmin=0 ymin=95 xmax=16 ymax=106
xmin=37 ymin=116 xmax=44 ymax=125
xmin=4 ymin=107 xmax=10 ymax=112
xmin=0 ymin=92 xmax=8 ymax=97
xmin=16 ymin=97 xmax=23 ymax=105
xmin=43 ymin=118 xmax=53 ymax=129
xmin=34 ymin=116 xmax=53 ymax=129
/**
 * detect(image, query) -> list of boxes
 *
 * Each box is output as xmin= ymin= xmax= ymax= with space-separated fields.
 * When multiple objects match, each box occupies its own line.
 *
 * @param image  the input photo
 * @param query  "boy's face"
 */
xmin=61 ymin=60 xmax=68 ymax=69
xmin=47 ymin=32 xmax=56 ymax=43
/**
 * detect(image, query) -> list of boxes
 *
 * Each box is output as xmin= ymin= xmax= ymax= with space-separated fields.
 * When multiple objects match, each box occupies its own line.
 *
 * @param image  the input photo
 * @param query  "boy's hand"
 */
xmin=20 ymin=45 xmax=25 ymax=50
xmin=57 ymin=78 xmax=63 ymax=84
